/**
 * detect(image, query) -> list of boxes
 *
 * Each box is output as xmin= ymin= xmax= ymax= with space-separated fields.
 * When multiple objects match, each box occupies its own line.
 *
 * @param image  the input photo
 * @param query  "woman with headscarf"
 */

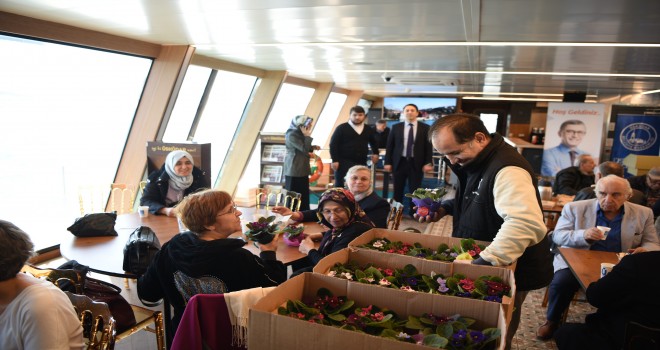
xmin=141 ymin=150 xmax=210 ymax=216
xmin=273 ymin=165 xmax=390 ymax=228
xmin=283 ymin=115 xmax=319 ymax=211
xmin=292 ymin=188 xmax=374 ymax=275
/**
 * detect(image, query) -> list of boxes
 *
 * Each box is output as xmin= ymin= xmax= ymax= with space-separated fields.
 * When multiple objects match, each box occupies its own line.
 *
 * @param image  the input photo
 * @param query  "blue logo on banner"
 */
xmin=619 ymin=123 xmax=657 ymax=152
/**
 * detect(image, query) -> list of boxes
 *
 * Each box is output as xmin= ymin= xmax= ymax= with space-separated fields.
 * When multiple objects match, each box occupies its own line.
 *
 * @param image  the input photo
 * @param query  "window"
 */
xmin=0 ymin=34 xmax=151 ymax=249
xmin=261 ymin=83 xmax=314 ymax=132
xmin=311 ymin=92 xmax=347 ymax=148
xmin=163 ymin=65 xmax=213 ymax=142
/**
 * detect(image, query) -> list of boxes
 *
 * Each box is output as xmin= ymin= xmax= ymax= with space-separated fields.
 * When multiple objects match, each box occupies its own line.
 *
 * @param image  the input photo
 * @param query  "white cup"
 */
xmin=177 ymin=217 xmax=187 ymax=232
xmin=138 ymin=206 xmax=150 ymax=218
xmin=600 ymin=262 xmax=615 ymax=278
xmin=597 ymin=226 xmax=611 ymax=240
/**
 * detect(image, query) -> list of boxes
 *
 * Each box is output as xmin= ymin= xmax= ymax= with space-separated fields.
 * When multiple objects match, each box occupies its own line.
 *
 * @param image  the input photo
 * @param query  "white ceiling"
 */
xmin=2 ymin=0 xmax=660 ymax=99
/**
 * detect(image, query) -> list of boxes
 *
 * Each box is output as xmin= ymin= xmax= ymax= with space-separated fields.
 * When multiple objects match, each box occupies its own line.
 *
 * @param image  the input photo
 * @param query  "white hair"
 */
xmin=595 ymin=174 xmax=632 ymax=197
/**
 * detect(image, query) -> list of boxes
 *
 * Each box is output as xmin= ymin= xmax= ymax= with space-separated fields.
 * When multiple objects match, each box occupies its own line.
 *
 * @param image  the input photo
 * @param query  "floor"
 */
xmin=45 ymin=218 xmax=596 ymax=349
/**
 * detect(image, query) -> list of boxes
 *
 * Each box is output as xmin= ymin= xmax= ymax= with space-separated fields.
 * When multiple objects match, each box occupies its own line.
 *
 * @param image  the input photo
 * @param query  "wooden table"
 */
xmin=60 ymin=209 xmax=323 ymax=278
xmin=558 ymin=247 xmax=619 ymax=290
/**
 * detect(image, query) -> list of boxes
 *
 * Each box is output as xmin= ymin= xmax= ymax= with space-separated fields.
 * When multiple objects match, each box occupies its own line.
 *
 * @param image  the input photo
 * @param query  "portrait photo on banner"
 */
xmin=541 ymin=102 xmax=606 ymax=177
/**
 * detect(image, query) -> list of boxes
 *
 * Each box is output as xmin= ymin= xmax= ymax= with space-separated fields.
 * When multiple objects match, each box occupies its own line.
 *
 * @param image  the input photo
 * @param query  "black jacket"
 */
xmin=307 ymin=221 xmax=373 ymax=265
xmin=137 ymin=232 xmax=286 ymax=330
xmin=140 ymin=166 xmax=209 ymax=214
xmin=553 ymin=166 xmax=595 ymax=195
xmin=329 ymin=123 xmax=379 ymax=171
xmin=443 ymin=133 xmax=553 ymax=291
xmin=299 ymin=192 xmax=390 ymax=228
xmin=385 ymin=121 xmax=434 ymax=171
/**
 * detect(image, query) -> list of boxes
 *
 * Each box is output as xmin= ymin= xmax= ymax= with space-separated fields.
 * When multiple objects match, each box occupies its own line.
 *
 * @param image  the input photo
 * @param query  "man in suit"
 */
xmin=537 ymin=175 xmax=660 ymax=341
xmin=329 ymin=106 xmax=380 ymax=188
xmin=573 ymin=161 xmax=645 ymax=205
xmin=554 ymin=251 xmax=660 ymax=349
xmin=384 ymin=104 xmax=434 ymax=205
xmin=542 ymin=119 xmax=588 ymax=177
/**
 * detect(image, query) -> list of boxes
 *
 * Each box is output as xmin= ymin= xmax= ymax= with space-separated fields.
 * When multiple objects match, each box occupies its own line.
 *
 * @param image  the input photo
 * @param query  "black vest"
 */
xmin=448 ymin=134 xmax=553 ymax=291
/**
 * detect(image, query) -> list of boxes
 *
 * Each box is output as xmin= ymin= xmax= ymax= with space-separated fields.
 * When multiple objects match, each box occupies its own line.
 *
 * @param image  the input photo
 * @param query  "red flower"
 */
xmin=459 ymin=279 xmax=475 ymax=292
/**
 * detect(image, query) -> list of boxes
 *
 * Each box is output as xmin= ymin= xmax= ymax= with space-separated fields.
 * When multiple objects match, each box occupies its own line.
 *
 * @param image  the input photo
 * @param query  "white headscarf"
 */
xmin=164 ymin=150 xmax=194 ymax=191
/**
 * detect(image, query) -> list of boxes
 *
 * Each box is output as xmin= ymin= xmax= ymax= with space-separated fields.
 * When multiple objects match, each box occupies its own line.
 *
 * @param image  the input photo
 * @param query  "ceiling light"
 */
xmin=640 ymin=89 xmax=660 ymax=95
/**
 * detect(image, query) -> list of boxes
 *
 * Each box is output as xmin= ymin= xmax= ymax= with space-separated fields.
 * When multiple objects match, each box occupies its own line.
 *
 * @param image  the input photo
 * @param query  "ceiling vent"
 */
xmin=391 ymin=77 xmax=460 ymax=86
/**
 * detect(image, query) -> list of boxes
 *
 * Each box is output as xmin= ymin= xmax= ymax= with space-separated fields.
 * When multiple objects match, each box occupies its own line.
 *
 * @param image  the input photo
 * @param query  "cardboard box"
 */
xmin=250 ymin=273 xmax=506 ymax=350
xmin=313 ymin=248 xmax=516 ymax=325
xmin=623 ymin=154 xmax=660 ymax=175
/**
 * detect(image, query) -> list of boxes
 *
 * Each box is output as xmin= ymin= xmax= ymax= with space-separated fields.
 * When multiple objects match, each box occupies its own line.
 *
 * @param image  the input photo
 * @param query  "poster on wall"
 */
xmin=610 ymin=114 xmax=660 ymax=176
xmin=541 ymin=103 xmax=606 ymax=177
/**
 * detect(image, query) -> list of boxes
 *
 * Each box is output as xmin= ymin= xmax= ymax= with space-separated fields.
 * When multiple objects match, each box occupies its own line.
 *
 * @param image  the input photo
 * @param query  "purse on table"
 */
xmin=67 ymin=212 xmax=118 ymax=237
xmin=123 ymin=226 xmax=161 ymax=276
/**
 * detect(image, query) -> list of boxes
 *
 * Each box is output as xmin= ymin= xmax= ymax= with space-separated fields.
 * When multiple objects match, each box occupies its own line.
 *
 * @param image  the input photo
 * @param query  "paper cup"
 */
xmin=597 ymin=226 xmax=611 ymax=240
xmin=138 ymin=206 xmax=150 ymax=218
xmin=600 ymin=262 xmax=615 ymax=278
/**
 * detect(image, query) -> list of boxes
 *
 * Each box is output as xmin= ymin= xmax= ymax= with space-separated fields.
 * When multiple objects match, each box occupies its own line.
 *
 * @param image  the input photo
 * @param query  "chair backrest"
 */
xmin=108 ymin=183 xmax=136 ymax=214
xmin=78 ymin=184 xmax=108 ymax=215
xmin=386 ymin=199 xmax=404 ymax=230
xmin=624 ymin=321 xmax=660 ymax=350
xmin=173 ymin=271 xmax=228 ymax=305
xmin=21 ymin=264 xmax=84 ymax=294
xmin=280 ymin=189 xmax=302 ymax=211
xmin=65 ymin=291 xmax=117 ymax=350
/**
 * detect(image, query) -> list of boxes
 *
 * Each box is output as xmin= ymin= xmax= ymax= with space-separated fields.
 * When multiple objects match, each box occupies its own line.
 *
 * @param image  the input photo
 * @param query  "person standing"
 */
xmin=373 ymin=119 xmax=390 ymax=149
xmin=329 ymin=106 xmax=379 ymax=188
xmin=541 ymin=120 xmax=588 ymax=177
xmin=421 ymin=113 xmax=553 ymax=350
xmin=384 ymin=104 xmax=434 ymax=205
xmin=283 ymin=115 xmax=319 ymax=211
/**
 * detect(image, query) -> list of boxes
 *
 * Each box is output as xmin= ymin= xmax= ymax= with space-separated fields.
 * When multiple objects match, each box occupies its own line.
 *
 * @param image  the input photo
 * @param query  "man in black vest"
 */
xmin=420 ymin=113 xmax=553 ymax=350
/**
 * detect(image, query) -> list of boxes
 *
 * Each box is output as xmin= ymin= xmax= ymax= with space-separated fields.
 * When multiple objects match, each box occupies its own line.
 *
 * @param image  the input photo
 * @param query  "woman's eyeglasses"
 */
xmin=217 ymin=203 xmax=238 ymax=217
xmin=321 ymin=208 xmax=346 ymax=216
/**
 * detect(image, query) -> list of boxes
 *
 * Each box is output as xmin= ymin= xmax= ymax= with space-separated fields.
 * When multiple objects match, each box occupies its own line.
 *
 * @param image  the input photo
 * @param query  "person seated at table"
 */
xmin=627 ymin=166 xmax=660 ymax=210
xmin=140 ymin=150 xmax=210 ymax=217
xmin=273 ymin=165 xmax=389 ymax=228
xmin=554 ymin=251 xmax=660 ymax=350
xmin=292 ymin=188 xmax=374 ymax=275
xmin=573 ymin=161 xmax=645 ymax=205
xmin=552 ymin=154 xmax=596 ymax=196
xmin=536 ymin=175 xmax=660 ymax=341
xmin=0 ymin=220 xmax=83 ymax=349
xmin=137 ymin=189 xmax=286 ymax=331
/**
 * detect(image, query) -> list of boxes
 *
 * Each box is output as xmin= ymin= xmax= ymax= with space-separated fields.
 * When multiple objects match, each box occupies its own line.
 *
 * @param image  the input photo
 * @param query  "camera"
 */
xmin=381 ymin=73 xmax=392 ymax=82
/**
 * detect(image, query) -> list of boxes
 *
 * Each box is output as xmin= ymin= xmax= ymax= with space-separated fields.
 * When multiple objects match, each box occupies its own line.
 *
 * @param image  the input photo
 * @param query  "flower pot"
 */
xmin=283 ymin=233 xmax=306 ymax=247
xmin=411 ymin=198 xmax=442 ymax=217
xmin=250 ymin=231 xmax=276 ymax=245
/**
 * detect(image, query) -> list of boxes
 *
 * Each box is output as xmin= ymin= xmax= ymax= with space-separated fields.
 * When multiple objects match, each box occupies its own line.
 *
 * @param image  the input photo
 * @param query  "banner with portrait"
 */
xmin=610 ymin=114 xmax=660 ymax=176
xmin=541 ymin=103 xmax=606 ymax=177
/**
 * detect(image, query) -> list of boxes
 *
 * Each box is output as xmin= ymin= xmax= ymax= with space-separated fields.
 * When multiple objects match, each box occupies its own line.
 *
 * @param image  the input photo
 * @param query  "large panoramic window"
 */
xmin=0 ymin=34 xmax=152 ymax=249
xmin=311 ymin=91 xmax=347 ymax=148
xmin=261 ymin=83 xmax=314 ymax=132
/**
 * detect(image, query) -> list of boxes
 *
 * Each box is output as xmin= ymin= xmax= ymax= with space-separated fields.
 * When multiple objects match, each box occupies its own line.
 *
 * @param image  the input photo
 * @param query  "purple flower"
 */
xmin=484 ymin=295 xmax=502 ymax=303
xmin=469 ymin=330 xmax=487 ymax=344
xmin=404 ymin=277 xmax=418 ymax=286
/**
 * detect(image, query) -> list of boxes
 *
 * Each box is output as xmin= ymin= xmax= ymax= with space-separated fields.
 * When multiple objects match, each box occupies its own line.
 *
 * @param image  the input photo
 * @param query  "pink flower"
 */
xmin=459 ymin=279 xmax=475 ymax=292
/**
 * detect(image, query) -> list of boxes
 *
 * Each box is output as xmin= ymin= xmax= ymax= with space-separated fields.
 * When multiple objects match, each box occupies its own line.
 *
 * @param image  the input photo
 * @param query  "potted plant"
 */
xmin=404 ymin=187 xmax=448 ymax=217
xmin=244 ymin=215 xmax=280 ymax=245
xmin=281 ymin=224 xmax=306 ymax=247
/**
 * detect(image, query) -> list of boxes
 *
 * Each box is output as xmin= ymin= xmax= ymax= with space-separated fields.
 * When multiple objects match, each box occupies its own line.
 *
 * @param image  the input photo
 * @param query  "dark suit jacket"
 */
xmin=384 ymin=121 xmax=434 ymax=171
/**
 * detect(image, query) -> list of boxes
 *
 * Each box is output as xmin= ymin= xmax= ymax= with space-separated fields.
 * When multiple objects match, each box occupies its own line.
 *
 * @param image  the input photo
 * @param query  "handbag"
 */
xmin=57 ymin=260 xmax=136 ymax=332
xmin=123 ymin=226 xmax=161 ymax=276
xmin=67 ymin=212 xmax=118 ymax=237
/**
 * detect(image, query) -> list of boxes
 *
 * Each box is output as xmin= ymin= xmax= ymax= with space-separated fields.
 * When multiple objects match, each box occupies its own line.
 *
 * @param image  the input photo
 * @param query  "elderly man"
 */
xmin=552 ymin=154 xmax=596 ymax=195
xmin=627 ymin=166 xmax=660 ymax=209
xmin=574 ymin=161 xmax=645 ymax=205
xmin=421 ymin=113 xmax=553 ymax=350
xmin=542 ymin=119 xmax=588 ymax=177
xmin=536 ymin=175 xmax=660 ymax=340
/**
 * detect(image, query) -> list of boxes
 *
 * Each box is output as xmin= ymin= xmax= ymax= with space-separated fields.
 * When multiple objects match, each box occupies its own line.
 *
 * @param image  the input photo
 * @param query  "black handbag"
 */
xmin=67 ymin=212 xmax=118 ymax=237
xmin=123 ymin=226 xmax=161 ymax=276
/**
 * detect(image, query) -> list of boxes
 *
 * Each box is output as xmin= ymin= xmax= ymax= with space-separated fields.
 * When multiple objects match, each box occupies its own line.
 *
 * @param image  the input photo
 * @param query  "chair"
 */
xmin=22 ymin=264 xmax=165 ymax=350
xmin=65 ymin=291 xmax=117 ymax=350
xmin=78 ymin=184 xmax=108 ymax=215
xmin=109 ymin=183 xmax=136 ymax=214
xmin=386 ymin=199 xmax=404 ymax=230
xmin=624 ymin=321 xmax=660 ymax=350
xmin=280 ymin=189 xmax=302 ymax=211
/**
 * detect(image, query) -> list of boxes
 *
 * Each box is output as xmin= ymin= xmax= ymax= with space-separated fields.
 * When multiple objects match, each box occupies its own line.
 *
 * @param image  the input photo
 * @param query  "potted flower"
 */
xmin=405 ymin=187 xmax=447 ymax=217
xmin=244 ymin=215 xmax=280 ymax=245
xmin=281 ymin=224 xmax=306 ymax=247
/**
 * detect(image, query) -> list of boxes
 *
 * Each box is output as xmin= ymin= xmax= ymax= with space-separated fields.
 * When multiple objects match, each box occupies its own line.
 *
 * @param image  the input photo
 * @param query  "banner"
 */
xmin=541 ymin=103 xmax=606 ymax=177
xmin=610 ymin=114 xmax=660 ymax=176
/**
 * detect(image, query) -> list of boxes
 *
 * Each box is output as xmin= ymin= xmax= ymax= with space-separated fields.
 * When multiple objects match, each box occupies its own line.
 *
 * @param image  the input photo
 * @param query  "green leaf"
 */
xmin=277 ymin=306 xmax=288 ymax=315
xmin=422 ymin=334 xmax=448 ymax=348
xmin=335 ymin=299 xmax=354 ymax=313
xmin=327 ymin=313 xmax=346 ymax=322
xmin=437 ymin=323 xmax=454 ymax=338
xmin=380 ymin=329 xmax=401 ymax=339
xmin=406 ymin=316 xmax=424 ymax=330
xmin=355 ymin=269 xmax=366 ymax=280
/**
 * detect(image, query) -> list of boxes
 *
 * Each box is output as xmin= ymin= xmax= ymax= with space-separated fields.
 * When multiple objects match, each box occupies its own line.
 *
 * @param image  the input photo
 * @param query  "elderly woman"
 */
xmin=291 ymin=188 xmax=374 ymax=275
xmin=0 ymin=220 xmax=83 ymax=349
xmin=137 ymin=189 xmax=286 ymax=331
xmin=141 ymin=150 xmax=210 ymax=216
xmin=273 ymin=165 xmax=389 ymax=228
xmin=283 ymin=115 xmax=319 ymax=211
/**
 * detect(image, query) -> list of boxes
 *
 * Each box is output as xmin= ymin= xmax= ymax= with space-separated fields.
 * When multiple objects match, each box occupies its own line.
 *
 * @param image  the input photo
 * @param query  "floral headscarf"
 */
xmin=288 ymin=115 xmax=310 ymax=131
xmin=164 ymin=150 xmax=194 ymax=191
xmin=316 ymin=188 xmax=374 ymax=233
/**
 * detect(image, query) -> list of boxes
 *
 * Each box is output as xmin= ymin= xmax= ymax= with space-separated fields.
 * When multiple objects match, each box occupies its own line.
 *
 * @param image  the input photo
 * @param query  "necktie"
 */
xmin=569 ymin=151 xmax=577 ymax=166
xmin=406 ymin=123 xmax=414 ymax=159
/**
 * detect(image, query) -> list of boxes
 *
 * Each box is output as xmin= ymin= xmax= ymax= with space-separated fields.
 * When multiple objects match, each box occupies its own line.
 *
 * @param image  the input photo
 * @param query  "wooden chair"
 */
xmin=78 ymin=184 xmax=108 ymax=215
xmin=65 ymin=291 xmax=117 ymax=350
xmin=22 ymin=264 xmax=165 ymax=350
xmin=386 ymin=199 xmax=404 ymax=230
xmin=280 ymin=189 xmax=302 ymax=211
xmin=624 ymin=321 xmax=660 ymax=350
xmin=108 ymin=183 xmax=136 ymax=214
